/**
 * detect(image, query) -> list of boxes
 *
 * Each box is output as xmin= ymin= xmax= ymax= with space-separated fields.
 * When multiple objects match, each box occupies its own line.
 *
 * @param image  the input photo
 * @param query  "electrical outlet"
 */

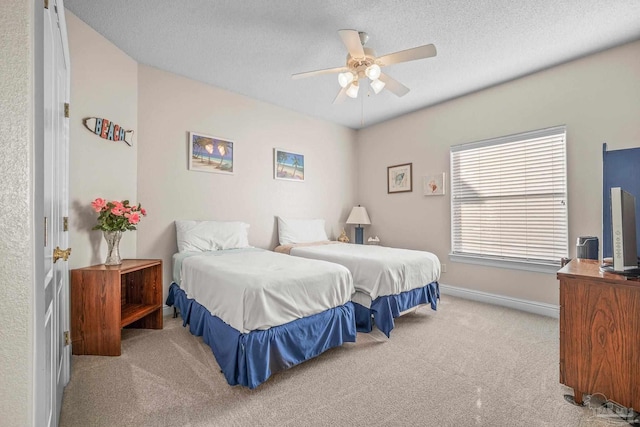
xmin=442 ymin=263 xmax=447 ymax=273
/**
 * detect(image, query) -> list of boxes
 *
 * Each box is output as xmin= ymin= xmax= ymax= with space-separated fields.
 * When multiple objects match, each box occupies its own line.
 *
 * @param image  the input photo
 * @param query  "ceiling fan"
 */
xmin=292 ymin=29 xmax=437 ymax=104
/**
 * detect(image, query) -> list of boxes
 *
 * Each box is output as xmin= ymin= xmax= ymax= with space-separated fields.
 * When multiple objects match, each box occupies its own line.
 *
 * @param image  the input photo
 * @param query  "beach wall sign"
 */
xmin=83 ymin=117 xmax=134 ymax=146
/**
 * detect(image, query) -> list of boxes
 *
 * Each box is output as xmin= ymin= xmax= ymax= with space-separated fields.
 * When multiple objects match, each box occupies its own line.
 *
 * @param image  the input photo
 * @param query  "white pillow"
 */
xmin=175 ymin=220 xmax=251 ymax=252
xmin=277 ymin=217 xmax=329 ymax=245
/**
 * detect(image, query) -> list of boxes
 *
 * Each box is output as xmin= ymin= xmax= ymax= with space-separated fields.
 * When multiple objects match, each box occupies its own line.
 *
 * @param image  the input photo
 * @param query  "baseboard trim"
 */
xmin=162 ymin=305 xmax=174 ymax=317
xmin=439 ymin=283 xmax=559 ymax=318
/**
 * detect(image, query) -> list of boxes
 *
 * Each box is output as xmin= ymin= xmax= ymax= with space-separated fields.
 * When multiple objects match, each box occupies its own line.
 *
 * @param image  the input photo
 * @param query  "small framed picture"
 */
xmin=274 ymin=148 xmax=305 ymax=182
xmin=388 ymin=163 xmax=412 ymax=193
xmin=423 ymin=173 xmax=446 ymax=196
xmin=188 ymin=131 xmax=234 ymax=174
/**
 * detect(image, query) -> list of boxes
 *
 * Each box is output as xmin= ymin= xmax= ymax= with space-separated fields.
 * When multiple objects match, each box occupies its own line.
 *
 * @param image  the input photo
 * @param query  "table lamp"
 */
xmin=346 ymin=205 xmax=371 ymax=244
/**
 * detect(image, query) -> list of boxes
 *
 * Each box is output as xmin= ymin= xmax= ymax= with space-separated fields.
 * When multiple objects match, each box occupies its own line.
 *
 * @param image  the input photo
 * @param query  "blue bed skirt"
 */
xmin=166 ymin=283 xmax=356 ymax=389
xmin=354 ymin=281 xmax=440 ymax=337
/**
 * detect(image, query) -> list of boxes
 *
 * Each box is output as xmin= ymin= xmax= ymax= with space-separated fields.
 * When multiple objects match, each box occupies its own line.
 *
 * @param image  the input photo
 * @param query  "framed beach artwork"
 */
xmin=274 ymin=148 xmax=305 ymax=182
xmin=423 ymin=173 xmax=446 ymax=196
xmin=387 ymin=163 xmax=412 ymax=193
xmin=188 ymin=131 xmax=234 ymax=174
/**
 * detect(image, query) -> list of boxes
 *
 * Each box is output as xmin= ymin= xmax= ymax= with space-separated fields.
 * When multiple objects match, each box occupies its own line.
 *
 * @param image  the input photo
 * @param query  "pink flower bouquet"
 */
xmin=91 ymin=198 xmax=147 ymax=232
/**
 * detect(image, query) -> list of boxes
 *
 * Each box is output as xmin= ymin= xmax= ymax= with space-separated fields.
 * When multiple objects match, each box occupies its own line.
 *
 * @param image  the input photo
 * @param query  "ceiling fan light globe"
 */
xmin=338 ymin=72 xmax=355 ymax=88
xmin=346 ymin=82 xmax=359 ymax=98
xmin=365 ymin=64 xmax=381 ymax=80
xmin=370 ymin=78 xmax=386 ymax=94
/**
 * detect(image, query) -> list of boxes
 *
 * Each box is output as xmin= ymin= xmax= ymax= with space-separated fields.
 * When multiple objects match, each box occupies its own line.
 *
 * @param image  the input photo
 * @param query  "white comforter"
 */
xmin=288 ymin=243 xmax=440 ymax=300
xmin=176 ymin=249 xmax=354 ymax=333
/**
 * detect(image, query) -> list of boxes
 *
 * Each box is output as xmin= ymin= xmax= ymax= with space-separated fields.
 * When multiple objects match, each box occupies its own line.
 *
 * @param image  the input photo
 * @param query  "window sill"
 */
xmin=449 ymin=253 xmax=561 ymax=274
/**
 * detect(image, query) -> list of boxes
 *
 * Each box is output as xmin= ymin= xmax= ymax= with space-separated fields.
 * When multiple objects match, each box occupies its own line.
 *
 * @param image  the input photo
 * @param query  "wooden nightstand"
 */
xmin=71 ymin=259 xmax=163 ymax=356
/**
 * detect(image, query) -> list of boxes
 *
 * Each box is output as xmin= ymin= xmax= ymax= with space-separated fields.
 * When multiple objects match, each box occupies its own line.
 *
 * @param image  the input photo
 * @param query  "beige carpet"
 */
xmin=60 ymin=296 xmax=622 ymax=426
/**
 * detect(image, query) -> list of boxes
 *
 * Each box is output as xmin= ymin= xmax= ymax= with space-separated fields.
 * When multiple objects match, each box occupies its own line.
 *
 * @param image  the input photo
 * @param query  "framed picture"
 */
xmin=274 ymin=148 xmax=305 ymax=181
xmin=387 ymin=163 xmax=412 ymax=193
xmin=188 ymin=131 xmax=234 ymax=174
xmin=423 ymin=173 xmax=446 ymax=196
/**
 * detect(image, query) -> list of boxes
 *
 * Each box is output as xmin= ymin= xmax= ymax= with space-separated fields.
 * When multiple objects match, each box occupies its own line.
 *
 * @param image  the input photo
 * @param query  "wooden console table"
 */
xmin=557 ymin=258 xmax=640 ymax=409
xmin=71 ymin=259 xmax=163 ymax=356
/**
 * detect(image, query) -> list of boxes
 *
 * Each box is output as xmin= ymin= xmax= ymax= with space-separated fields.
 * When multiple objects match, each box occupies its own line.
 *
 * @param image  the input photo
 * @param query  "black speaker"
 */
xmin=576 ymin=236 xmax=598 ymax=260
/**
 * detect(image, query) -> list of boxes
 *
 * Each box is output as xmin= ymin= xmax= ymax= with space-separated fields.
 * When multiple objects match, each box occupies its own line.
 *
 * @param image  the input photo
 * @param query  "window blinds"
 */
xmin=450 ymin=126 xmax=568 ymax=264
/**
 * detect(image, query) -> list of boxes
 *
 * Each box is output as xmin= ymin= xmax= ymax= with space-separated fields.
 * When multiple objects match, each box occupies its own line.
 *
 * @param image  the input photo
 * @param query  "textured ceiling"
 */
xmin=64 ymin=0 xmax=640 ymax=130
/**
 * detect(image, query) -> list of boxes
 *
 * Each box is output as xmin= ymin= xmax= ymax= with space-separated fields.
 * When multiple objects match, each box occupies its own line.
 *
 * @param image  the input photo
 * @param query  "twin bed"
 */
xmin=167 ymin=218 xmax=441 ymax=389
xmin=275 ymin=242 xmax=441 ymax=337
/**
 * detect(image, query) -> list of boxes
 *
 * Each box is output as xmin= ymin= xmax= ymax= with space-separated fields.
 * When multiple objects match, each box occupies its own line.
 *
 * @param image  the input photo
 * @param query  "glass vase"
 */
xmin=103 ymin=230 xmax=123 ymax=265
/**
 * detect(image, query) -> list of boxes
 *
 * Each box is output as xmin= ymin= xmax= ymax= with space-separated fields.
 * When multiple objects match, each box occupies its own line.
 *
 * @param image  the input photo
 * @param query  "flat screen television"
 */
xmin=607 ymin=187 xmax=639 ymax=274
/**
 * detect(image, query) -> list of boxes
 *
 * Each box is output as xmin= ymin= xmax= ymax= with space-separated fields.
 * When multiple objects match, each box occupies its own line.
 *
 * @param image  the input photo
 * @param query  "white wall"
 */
xmin=135 ymin=65 xmax=358 ymax=298
xmin=63 ymin=10 xmax=639 ymax=308
xmin=357 ymin=40 xmax=640 ymax=305
xmin=67 ymin=11 xmax=138 ymax=269
xmin=0 ymin=0 xmax=35 ymax=424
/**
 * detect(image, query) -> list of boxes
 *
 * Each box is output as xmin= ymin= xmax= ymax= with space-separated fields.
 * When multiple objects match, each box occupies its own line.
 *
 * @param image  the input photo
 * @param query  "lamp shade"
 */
xmin=365 ymin=64 xmax=381 ymax=80
xmin=346 ymin=206 xmax=371 ymax=225
xmin=370 ymin=78 xmax=386 ymax=94
xmin=338 ymin=72 xmax=354 ymax=88
xmin=345 ymin=81 xmax=359 ymax=98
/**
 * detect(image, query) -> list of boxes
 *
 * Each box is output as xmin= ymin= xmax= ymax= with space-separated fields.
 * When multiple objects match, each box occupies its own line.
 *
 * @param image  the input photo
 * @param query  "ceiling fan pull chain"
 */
xmin=361 ymin=90 xmax=365 ymax=127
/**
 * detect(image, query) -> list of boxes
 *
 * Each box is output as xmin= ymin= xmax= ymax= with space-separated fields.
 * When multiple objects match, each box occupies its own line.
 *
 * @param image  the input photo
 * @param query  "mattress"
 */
xmin=276 ymin=242 xmax=441 ymax=300
xmin=173 ymin=248 xmax=354 ymax=333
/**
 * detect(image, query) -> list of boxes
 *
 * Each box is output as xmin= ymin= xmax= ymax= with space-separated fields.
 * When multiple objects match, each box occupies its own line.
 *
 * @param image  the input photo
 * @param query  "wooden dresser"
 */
xmin=71 ymin=259 xmax=163 ymax=356
xmin=557 ymin=258 xmax=640 ymax=409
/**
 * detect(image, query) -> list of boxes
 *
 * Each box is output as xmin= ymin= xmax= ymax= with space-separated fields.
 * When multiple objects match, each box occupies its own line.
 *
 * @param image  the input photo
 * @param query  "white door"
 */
xmin=42 ymin=1 xmax=70 ymax=426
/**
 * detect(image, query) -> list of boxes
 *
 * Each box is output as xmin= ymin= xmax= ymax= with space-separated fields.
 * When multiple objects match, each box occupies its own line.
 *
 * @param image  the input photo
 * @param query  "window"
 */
xmin=450 ymin=126 xmax=568 ymax=273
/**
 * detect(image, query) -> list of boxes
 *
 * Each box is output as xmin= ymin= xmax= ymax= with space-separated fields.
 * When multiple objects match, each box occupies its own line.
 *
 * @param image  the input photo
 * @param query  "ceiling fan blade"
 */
xmin=292 ymin=66 xmax=348 ymax=80
xmin=378 ymin=73 xmax=410 ymax=97
xmin=333 ymin=87 xmax=348 ymax=104
xmin=338 ymin=29 xmax=365 ymax=59
xmin=377 ymin=44 xmax=437 ymax=66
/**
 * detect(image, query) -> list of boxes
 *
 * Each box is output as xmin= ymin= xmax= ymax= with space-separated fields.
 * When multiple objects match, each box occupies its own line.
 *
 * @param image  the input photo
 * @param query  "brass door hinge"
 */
xmin=44 ymin=0 xmax=49 ymax=9
xmin=63 ymin=216 xmax=68 ymax=231
xmin=64 ymin=103 xmax=69 ymax=118
xmin=64 ymin=331 xmax=70 ymax=346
